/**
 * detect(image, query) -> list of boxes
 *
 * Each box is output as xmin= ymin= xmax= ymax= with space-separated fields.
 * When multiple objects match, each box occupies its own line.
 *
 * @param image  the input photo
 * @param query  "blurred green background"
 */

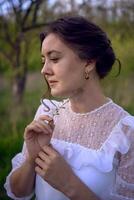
xmin=0 ymin=0 xmax=134 ymax=199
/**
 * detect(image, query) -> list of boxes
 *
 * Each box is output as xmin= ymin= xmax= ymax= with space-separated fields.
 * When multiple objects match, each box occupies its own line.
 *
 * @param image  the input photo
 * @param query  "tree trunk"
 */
xmin=12 ymin=35 xmax=29 ymax=105
xmin=12 ymin=72 xmax=27 ymax=105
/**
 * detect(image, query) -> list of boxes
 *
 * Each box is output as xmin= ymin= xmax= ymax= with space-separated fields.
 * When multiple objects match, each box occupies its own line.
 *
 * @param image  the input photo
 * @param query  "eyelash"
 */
xmin=41 ymin=58 xmax=59 ymax=65
xmin=41 ymin=61 xmax=45 ymax=65
xmin=50 ymin=58 xmax=59 ymax=63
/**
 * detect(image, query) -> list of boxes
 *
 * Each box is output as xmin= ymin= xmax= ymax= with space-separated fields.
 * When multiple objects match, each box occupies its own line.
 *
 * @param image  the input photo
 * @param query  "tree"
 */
xmin=0 ymin=0 xmax=49 ymax=104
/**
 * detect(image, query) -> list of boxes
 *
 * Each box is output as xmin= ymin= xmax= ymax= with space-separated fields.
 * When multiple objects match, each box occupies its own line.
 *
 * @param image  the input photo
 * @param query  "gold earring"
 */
xmin=85 ymin=72 xmax=90 ymax=80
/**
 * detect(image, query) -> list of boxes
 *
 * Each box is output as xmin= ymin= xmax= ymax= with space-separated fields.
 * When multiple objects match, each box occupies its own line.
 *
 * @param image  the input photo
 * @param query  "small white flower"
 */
xmin=40 ymin=98 xmax=69 ymax=117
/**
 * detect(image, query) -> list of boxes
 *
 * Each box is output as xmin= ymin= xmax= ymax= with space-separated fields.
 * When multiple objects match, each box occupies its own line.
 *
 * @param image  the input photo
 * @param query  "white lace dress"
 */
xmin=4 ymin=98 xmax=134 ymax=200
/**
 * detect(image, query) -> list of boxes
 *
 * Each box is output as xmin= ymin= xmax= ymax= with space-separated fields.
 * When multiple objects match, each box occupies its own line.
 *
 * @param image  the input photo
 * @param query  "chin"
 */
xmin=51 ymin=89 xmax=69 ymax=98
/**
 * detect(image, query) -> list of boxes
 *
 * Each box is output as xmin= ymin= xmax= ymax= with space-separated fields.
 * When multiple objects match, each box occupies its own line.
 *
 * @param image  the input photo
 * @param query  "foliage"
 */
xmin=0 ymin=0 xmax=134 ymax=199
xmin=0 ymin=78 xmax=45 ymax=199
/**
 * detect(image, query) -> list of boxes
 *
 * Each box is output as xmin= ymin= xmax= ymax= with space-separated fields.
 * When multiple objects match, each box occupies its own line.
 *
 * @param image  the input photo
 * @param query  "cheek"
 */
xmin=60 ymin=73 xmax=84 ymax=91
xmin=55 ymin=58 xmax=84 ymax=84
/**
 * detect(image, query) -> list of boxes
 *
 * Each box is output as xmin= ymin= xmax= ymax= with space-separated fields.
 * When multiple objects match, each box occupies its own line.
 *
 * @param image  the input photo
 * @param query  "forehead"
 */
xmin=41 ymin=33 xmax=68 ymax=54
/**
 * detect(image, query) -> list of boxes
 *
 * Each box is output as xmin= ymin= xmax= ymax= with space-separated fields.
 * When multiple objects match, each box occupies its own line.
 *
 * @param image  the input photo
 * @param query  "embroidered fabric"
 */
xmin=4 ymin=99 xmax=134 ymax=200
xmin=110 ymin=116 xmax=134 ymax=199
xmin=52 ymin=99 xmax=128 ymax=150
xmin=42 ymin=99 xmax=134 ymax=199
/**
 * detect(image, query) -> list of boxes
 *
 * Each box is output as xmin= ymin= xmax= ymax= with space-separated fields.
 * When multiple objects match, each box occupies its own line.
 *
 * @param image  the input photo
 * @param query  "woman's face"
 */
xmin=41 ymin=33 xmax=88 ymax=98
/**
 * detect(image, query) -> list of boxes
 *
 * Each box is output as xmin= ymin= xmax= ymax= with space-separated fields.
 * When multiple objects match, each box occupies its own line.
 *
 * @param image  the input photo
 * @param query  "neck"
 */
xmin=69 ymin=77 xmax=108 ymax=114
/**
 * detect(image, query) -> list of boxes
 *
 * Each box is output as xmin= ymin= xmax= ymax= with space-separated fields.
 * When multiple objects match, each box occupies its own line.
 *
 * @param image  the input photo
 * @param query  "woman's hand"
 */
xmin=35 ymin=145 xmax=99 ymax=200
xmin=24 ymin=115 xmax=54 ymax=162
xmin=35 ymin=145 xmax=74 ymax=193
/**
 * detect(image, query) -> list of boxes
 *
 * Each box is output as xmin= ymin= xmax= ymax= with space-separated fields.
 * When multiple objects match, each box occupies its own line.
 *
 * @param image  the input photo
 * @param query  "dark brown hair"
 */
xmin=40 ymin=16 xmax=121 ymax=98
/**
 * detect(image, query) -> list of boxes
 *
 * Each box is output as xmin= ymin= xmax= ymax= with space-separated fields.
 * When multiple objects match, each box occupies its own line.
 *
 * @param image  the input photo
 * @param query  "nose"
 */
xmin=41 ymin=64 xmax=46 ymax=74
xmin=41 ymin=62 xmax=53 ymax=76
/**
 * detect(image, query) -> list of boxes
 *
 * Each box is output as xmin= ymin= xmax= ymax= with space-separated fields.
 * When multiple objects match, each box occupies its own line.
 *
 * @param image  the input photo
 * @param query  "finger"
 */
xmin=48 ymin=120 xmax=55 ymax=130
xmin=42 ymin=145 xmax=58 ymax=158
xmin=39 ymin=115 xmax=53 ymax=123
xmin=38 ymin=151 xmax=50 ymax=164
xmin=41 ymin=118 xmax=54 ymax=130
xmin=24 ymin=124 xmax=44 ymax=139
xmin=32 ymin=123 xmax=49 ymax=135
xmin=38 ymin=120 xmax=53 ymax=133
xmin=32 ymin=121 xmax=52 ymax=135
xmin=37 ymin=115 xmax=55 ymax=131
xmin=35 ymin=166 xmax=46 ymax=177
xmin=24 ymin=122 xmax=51 ymax=140
xmin=35 ymin=157 xmax=47 ymax=169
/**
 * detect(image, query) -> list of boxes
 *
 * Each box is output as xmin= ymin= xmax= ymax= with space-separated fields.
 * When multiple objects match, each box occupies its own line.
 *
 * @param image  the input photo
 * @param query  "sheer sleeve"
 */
xmin=4 ymin=103 xmax=44 ymax=199
xmin=4 ymin=99 xmax=60 ymax=199
xmin=111 ymin=118 xmax=134 ymax=200
xmin=3 ymin=103 xmax=45 ymax=199
xmin=4 ymin=143 xmax=34 ymax=200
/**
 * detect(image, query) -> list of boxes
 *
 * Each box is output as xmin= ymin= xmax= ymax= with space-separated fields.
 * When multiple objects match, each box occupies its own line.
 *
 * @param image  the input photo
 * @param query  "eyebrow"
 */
xmin=41 ymin=50 xmax=62 ymax=57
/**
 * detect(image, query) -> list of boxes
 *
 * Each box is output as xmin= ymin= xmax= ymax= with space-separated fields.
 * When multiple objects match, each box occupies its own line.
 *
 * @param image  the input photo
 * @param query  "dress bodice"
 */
xmin=4 ymin=99 xmax=134 ymax=200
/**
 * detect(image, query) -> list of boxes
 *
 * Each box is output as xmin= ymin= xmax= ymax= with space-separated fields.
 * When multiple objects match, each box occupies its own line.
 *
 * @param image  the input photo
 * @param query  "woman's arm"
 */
xmin=10 ymin=114 xmax=54 ymax=198
xmin=10 ymin=158 xmax=36 ymax=197
xmin=65 ymin=173 xmax=100 ymax=200
xmin=35 ymin=145 xmax=100 ymax=200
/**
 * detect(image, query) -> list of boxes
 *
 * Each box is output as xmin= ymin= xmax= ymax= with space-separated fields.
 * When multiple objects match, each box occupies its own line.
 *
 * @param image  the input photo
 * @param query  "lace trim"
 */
xmin=53 ymin=101 xmax=128 ymax=150
xmin=68 ymin=97 xmax=113 ymax=116
xmin=51 ymin=114 xmax=132 ymax=172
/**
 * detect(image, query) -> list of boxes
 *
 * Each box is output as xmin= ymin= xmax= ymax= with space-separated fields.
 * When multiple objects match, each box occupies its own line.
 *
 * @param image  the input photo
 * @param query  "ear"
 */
xmin=84 ymin=60 xmax=96 ymax=73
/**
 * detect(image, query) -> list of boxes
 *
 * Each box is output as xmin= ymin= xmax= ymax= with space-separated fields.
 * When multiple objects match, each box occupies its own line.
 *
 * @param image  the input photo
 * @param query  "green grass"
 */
xmin=0 ymin=81 xmax=43 ymax=199
xmin=0 ymin=135 xmax=23 ymax=199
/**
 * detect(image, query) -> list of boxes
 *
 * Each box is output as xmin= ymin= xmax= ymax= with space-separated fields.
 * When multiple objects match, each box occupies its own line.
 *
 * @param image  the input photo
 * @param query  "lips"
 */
xmin=49 ymin=80 xmax=57 ymax=83
xmin=48 ymin=80 xmax=58 ymax=86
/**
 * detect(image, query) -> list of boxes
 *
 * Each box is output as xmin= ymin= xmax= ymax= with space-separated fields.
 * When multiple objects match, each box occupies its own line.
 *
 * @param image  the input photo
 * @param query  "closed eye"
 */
xmin=41 ymin=60 xmax=45 ymax=65
xmin=41 ymin=56 xmax=45 ymax=65
xmin=50 ymin=58 xmax=59 ymax=63
xmin=41 ymin=57 xmax=60 ymax=65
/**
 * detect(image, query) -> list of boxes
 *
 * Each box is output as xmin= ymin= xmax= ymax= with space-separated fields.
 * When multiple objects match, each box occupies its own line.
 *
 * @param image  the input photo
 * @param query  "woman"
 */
xmin=4 ymin=16 xmax=134 ymax=200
